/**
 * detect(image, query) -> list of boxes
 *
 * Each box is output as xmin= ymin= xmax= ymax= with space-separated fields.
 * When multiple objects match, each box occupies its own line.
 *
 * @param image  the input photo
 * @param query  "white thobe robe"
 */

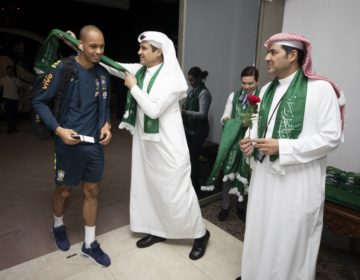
xmin=106 ymin=63 xmax=206 ymax=239
xmin=241 ymin=72 xmax=343 ymax=280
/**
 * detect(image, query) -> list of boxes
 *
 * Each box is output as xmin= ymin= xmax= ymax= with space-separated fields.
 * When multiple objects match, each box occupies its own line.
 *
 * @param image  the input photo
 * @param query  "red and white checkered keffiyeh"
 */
xmin=265 ymin=32 xmax=345 ymax=129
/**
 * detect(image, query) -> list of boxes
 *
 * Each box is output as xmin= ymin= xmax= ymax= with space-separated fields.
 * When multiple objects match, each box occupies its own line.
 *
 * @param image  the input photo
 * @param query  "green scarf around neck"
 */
xmin=256 ymin=69 xmax=308 ymax=161
xmin=182 ymin=82 xmax=206 ymax=111
xmin=182 ymin=82 xmax=206 ymax=133
xmin=231 ymin=88 xmax=260 ymax=119
xmin=122 ymin=64 xmax=163 ymax=134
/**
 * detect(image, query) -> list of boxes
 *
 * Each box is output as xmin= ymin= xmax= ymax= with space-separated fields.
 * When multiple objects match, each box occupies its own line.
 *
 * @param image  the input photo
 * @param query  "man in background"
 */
xmin=0 ymin=65 xmax=23 ymax=134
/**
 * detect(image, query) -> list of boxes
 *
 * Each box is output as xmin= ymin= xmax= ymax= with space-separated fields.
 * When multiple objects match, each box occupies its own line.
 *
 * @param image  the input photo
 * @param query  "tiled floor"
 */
xmin=0 ymin=119 xmax=243 ymax=279
xmin=0 ymin=220 xmax=243 ymax=280
xmin=1 ymin=119 xmax=359 ymax=279
xmin=0 ymin=120 xmax=132 ymax=270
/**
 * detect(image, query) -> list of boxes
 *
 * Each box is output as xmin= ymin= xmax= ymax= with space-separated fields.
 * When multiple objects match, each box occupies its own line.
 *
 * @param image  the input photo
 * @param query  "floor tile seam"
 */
xmin=102 ymin=267 xmax=119 ymax=280
xmin=174 ymin=251 xmax=213 ymax=280
xmin=0 ymin=226 xmax=22 ymax=237
xmin=32 ymin=251 xmax=94 ymax=280
xmin=0 ymin=269 xmax=40 ymax=280
xmin=97 ymin=199 xmax=130 ymax=207
xmin=0 ymin=232 xmax=33 ymax=271
xmin=106 ymin=243 xmax=139 ymax=260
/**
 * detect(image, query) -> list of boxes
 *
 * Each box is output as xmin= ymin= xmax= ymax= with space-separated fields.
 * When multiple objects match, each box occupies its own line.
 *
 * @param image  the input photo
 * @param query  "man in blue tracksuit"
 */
xmin=32 ymin=25 xmax=112 ymax=267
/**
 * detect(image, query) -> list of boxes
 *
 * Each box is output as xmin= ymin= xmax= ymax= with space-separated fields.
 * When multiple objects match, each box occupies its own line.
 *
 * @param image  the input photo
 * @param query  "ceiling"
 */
xmin=73 ymin=0 xmax=130 ymax=9
xmin=73 ymin=0 xmax=177 ymax=10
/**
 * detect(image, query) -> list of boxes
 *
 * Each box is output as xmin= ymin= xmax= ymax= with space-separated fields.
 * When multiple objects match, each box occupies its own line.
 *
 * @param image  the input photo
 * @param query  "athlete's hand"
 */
xmin=99 ymin=122 xmax=112 ymax=146
xmin=65 ymin=30 xmax=76 ymax=38
xmin=55 ymin=127 xmax=80 ymax=145
xmin=56 ymin=30 xmax=79 ymax=52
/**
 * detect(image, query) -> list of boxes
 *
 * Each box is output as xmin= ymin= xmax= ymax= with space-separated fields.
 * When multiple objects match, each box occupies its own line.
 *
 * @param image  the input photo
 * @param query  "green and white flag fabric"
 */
xmin=34 ymin=29 xmax=127 ymax=74
xmin=201 ymin=89 xmax=259 ymax=201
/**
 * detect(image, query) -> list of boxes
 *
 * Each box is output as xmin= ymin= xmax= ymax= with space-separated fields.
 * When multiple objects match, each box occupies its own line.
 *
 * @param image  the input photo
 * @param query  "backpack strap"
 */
xmin=53 ymin=56 xmax=77 ymax=122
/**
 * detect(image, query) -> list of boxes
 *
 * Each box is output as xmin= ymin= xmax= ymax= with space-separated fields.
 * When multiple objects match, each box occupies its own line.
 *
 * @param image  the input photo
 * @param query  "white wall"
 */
xmin=181 ymin=0 xmax=260 ymax=142
xmin=283 ymin=0 xmax=360 ymax=172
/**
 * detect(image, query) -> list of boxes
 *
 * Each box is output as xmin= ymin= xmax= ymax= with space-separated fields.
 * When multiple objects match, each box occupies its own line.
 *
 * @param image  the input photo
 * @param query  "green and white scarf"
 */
xmin=202 ymin=89 xmax=259 ymax=198
xmin=121 ymin=64 xmax=163 ymax=135
xmin=34 ymin=29 xmax=127 ymax=74
xmin=256 ymin=69 xmax=307 ymax=161
xmin=182 ymin=82 xmax=206 ymax=134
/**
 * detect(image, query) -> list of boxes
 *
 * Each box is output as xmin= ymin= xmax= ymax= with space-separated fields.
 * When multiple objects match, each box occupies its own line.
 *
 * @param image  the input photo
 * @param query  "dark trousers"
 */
xmin=4 ymin=98 xmax=18 ymax=132
xmin=186 ymin=128 xmax=208 ymax=193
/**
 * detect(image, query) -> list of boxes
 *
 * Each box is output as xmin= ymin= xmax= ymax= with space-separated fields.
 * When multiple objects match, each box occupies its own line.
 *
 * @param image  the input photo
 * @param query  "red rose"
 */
xmin=247 ymin=95 xmax=261 ymax=105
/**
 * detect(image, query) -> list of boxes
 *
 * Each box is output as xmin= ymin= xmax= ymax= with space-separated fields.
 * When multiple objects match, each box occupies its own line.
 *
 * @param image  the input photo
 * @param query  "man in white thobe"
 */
xmin=238 ymin=33 xmax=345 ymax=280
xmin=105 ymin=31 xmax=210 ymax=260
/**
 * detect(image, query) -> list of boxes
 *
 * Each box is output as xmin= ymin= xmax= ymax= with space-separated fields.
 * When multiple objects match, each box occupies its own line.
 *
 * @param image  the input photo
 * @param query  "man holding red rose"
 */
xmin=237 ymin=33 xmax=344 ymax=280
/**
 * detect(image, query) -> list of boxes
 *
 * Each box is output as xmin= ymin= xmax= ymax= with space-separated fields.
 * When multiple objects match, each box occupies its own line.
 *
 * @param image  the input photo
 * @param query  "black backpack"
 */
xmin=31 ymin=57 xmax=76 ymax=140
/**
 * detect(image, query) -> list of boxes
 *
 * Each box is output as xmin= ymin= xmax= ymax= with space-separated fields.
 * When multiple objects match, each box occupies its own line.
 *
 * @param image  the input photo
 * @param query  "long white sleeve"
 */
xmin=220 ymin=92 xmax=234 ymax=124
xmin=130 ymin=85 xmax=183 ymax=119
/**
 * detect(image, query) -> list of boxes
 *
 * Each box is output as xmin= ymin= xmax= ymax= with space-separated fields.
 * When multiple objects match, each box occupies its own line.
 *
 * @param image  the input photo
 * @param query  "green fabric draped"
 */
xmin=34 ymin=29 xmax=164 ymax=134
xmin=256 ymin=70 xmax=307 ymax=161
xmin=325 ymin=166 xmax=360 ymax=211
xmin=34 ymin=29 xmax=127 ymax=74
xmin=203 ymin=89 xmax=259 ymax=195
xmin=122 ymin=65 xmax=163 ymax=134
xmin=231 ymin=90 xmax=245 ymax=118
xmin=206 ymin=119 xmax=249 ymax=188
xmin=182 ymin=82 xmax=206 ymax=111
xmin=182 ymin=82 xmax=206 ymax=133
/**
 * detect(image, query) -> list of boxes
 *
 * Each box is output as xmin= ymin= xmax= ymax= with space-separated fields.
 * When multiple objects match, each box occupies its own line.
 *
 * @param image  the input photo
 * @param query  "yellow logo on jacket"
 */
xmin=51 ymin=60 xmax=61 ymax=68
xmin=42 ymin=73 xmax=53 ymax=89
